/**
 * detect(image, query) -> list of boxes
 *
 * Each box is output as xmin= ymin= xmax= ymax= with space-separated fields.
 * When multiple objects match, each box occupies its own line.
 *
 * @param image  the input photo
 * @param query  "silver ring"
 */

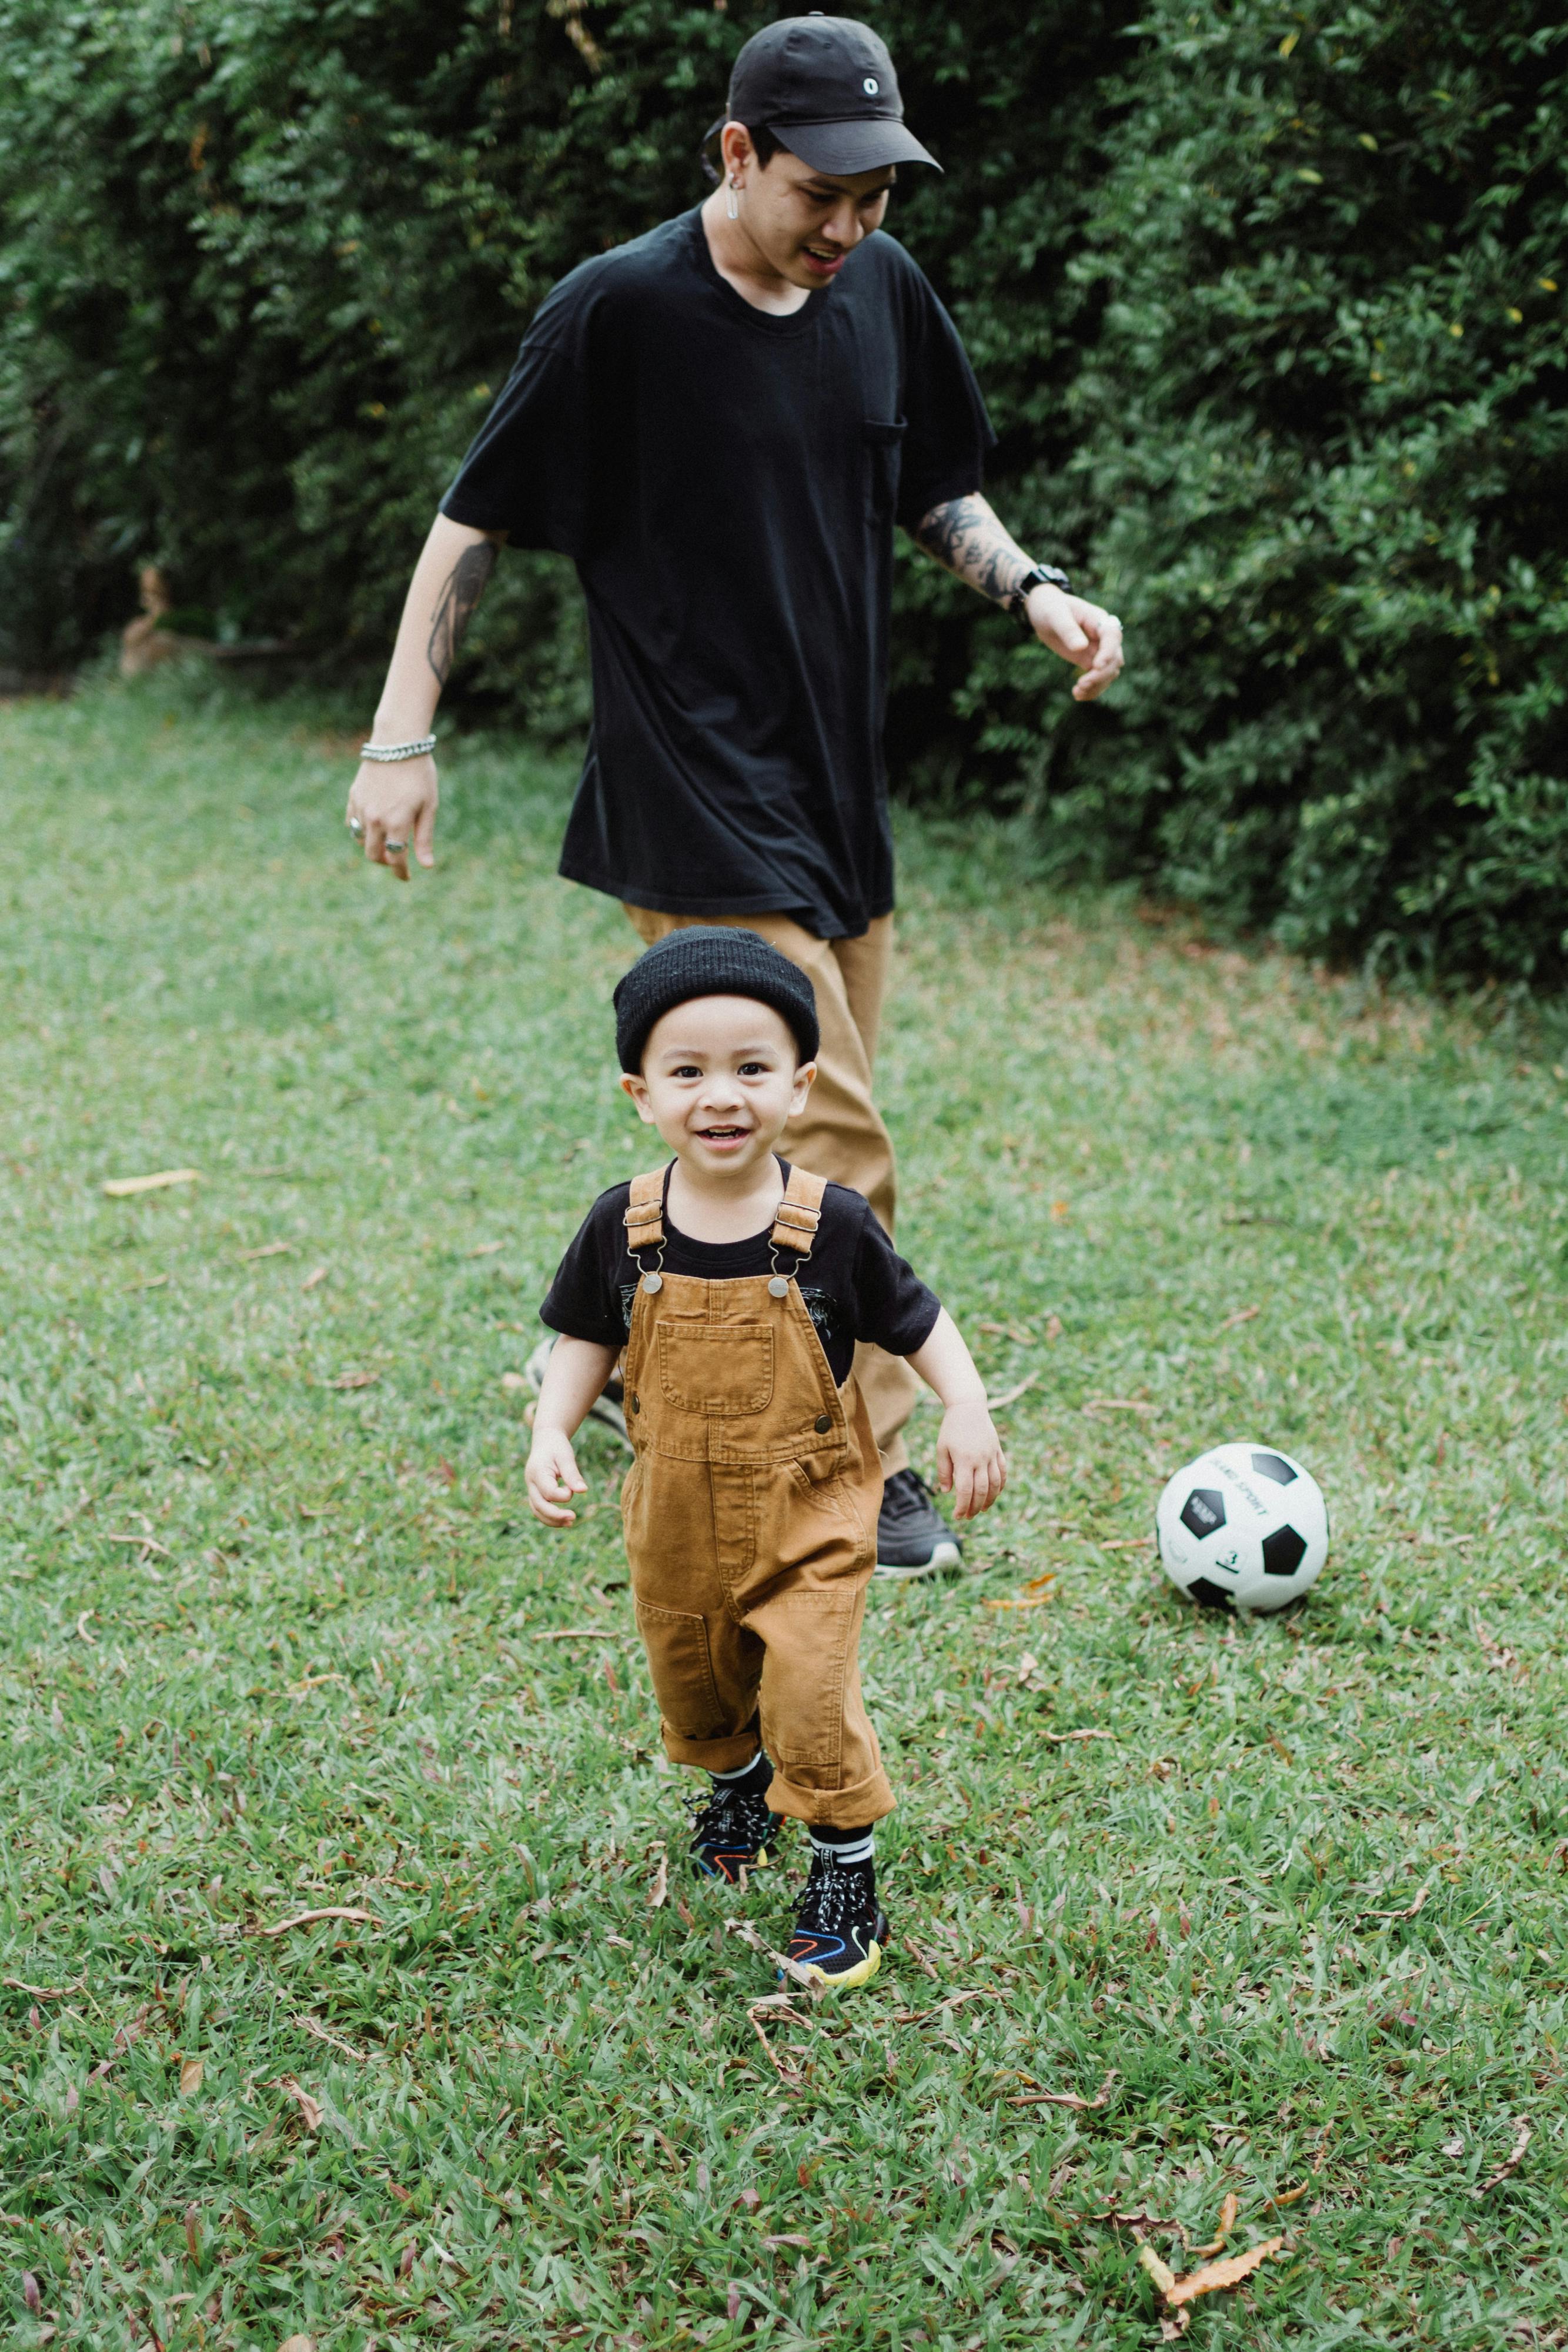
xmin=385 ymin=840 xmax=407 ymax=856
xmin=347 ymin=817 xmax=365 ymax=838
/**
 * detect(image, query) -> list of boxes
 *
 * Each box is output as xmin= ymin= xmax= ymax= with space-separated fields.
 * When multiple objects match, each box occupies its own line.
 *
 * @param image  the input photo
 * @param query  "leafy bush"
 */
xmin=1 ymin=1 xmax=1564 ymax=974
xmin=1044 ymin=1 xmax=1568 ymax=979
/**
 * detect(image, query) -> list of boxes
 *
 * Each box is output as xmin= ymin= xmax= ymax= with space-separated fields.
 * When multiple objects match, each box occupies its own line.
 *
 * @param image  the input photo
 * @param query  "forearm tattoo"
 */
xmin=913 ymin=492 xmax=1032 ymax=606
xmin=426 ymin=540 xmax=498 ymax=685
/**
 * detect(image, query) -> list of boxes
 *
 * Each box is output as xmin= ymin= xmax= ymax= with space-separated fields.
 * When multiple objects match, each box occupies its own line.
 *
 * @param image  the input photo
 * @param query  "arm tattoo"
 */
xmin=913 ymin=492 xmax=1032 ymax=606
xmin=426 ymin=539 xmax=498 ymax=686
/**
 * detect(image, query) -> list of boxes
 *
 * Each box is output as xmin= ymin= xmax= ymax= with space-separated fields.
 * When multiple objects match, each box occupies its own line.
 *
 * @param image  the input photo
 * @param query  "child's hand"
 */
xmin=526 ymin=1428 xmax=588 ymax=1526
xmin=935 ymin=1400 xmax=1006 ymax=1521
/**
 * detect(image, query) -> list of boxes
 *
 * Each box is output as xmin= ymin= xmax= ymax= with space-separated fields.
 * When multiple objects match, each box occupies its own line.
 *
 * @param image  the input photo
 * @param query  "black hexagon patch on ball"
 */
xmin=1179 ymin=1487 xmax=1226 ymax=1540
xmin=1262 ymin=1524 xmax=1308 ymax=1578
xmin=1251 ymin=1451 xmax=1298 ymax=1485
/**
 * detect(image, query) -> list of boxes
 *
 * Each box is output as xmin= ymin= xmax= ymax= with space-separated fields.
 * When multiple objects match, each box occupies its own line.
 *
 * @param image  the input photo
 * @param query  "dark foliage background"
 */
xmin=1 ymin=1 xmax=1565 ymax=975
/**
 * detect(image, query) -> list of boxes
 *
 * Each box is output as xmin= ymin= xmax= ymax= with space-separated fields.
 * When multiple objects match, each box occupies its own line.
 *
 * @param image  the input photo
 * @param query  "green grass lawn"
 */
xmin=4 ymin=677 xmax=1567 ymax=2351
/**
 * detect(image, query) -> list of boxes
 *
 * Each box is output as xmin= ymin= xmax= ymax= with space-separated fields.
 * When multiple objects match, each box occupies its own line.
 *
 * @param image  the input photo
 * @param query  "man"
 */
xmin=346 ymin=15 xmax=1124 ymax=1575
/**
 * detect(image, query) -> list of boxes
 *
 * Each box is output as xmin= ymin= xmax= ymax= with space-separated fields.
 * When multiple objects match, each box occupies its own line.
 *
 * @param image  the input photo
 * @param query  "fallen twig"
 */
xmin=1218 ymin=1304 xmax=1260 ymax=1331
xmin=1358 ymin=1875 xmax=1435 ymax=1925
xmin=1045 ymin=1728 xmax=1114 ymax=1744
xmin=102 ymin=1168 xmax=198 ymax=1198
xmin=985 ymin=1373 xmax=1039 ymax=1411
xmin=1474 ymin=2116 xmax=1530 ymax=2197
xmin=255 ymin=1907 xmax=373 ymax=1939
xmin=1007 ymin=2069 xmax=1116 ymax=2112
xmin=726 ymin=1915 xmax=819 ymax=1992
xmin=298 ymin=2015 xmax=369 ymax=2063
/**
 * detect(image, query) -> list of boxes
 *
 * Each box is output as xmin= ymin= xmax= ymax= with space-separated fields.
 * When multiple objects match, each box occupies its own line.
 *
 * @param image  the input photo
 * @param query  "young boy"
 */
xmin=526 ymin=930 xmax=1004 ymax=1989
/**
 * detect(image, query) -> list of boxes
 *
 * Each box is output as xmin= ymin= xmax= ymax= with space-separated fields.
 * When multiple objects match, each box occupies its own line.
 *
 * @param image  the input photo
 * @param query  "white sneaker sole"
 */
xmin=872 ymin=1537 xmax=962 ymax=1580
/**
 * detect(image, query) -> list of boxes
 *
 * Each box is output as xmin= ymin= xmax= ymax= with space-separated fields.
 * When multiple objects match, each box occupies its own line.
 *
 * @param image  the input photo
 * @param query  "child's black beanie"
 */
xmin=613 ymin=927 xmax=820 ymax=1073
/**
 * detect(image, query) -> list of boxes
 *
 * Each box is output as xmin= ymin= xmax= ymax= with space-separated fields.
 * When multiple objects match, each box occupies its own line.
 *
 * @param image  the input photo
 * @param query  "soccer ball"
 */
xmin=1155 ymin=1443 xmax=1328 ymax=1613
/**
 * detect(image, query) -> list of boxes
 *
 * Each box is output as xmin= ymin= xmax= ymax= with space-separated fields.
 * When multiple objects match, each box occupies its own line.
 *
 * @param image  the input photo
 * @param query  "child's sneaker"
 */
xmin=783 ymin=1850 xmax=887 ymax=1989
xmin=687 ymin=1780 xmax=780 ymax=1884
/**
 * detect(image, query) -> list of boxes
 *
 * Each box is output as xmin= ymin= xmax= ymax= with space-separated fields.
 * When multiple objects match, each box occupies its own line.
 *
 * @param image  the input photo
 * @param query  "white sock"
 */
xmin=811 ymin=1830 xmax=874 ymax=1867
xmin=712 ymin=1752 xmax=765 ymax=1783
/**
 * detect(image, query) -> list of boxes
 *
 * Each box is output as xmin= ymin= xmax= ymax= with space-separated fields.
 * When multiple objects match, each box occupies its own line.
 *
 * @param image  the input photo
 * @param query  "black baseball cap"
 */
xmin=727 ymin=15 xmax=940 ymax=178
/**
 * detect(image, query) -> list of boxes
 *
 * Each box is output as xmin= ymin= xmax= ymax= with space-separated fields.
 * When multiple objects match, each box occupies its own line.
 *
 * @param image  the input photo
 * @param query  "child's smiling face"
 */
xmin=621 ymin=994 xmax=815 ymax=1180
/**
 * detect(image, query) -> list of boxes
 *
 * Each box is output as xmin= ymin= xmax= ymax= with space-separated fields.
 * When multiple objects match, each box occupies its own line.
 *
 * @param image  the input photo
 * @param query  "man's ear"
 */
xmin=790 ymin=1060 xmax=818 ymax=1117
xmin=720 ymin=119 xmax=755 ymax=179
xmin=621 ymin=1071 xmax=656 ymax=1124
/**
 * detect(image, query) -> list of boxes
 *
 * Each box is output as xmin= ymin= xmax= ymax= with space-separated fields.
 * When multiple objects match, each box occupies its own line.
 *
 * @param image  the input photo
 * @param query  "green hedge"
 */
xmin=1 ymin=2 xmax=1565 ymax=975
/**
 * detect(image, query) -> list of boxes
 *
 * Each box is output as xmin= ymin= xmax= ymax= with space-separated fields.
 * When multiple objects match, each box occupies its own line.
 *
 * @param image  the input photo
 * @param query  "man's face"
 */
xmin=731 ymin=132 xmax=894 ymax=288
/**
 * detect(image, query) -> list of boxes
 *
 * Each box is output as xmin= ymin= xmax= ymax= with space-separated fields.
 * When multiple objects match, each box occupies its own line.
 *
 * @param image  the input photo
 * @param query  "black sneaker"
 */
xmin=687 ymin=1780 xmax=781 ymax=1885
xmin=783 ymin=1851 xmax=888 ymax=1989
xmin=875 ymin=1467 xmax=962 ymax=1578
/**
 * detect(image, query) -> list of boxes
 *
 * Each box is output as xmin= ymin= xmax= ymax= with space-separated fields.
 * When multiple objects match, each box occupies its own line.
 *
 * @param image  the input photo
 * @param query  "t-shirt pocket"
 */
xmin=862 ymin=417 xmax=908 ymax=524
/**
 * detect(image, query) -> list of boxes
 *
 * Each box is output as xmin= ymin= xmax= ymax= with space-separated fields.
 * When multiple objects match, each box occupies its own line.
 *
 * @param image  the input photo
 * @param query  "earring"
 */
xmin=726 ymin=175 xmax=740 ymax=220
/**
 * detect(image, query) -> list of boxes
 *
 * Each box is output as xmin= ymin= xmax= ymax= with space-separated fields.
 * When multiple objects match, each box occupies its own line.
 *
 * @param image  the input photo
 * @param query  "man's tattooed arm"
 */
xmin=426 ymin=538 xmax=499 ymax=686
xmin=912 ymin=492 xmax=1035 ymax=605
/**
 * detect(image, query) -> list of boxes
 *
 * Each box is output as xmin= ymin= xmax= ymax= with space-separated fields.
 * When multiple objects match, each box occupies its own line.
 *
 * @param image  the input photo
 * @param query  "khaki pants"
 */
xmin=621 ymin=903 xmax=920 ymax=1475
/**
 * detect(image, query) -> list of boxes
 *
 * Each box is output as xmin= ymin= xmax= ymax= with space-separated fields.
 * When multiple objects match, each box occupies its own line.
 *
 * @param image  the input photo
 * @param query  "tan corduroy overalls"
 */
xmin=618 ymin=1163 xmax=895 ymax=1830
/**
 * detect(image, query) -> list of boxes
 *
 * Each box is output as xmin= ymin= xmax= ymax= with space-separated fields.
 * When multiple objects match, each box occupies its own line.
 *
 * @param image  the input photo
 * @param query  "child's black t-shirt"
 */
xmin=540 ymin=1160 xmax=940 ymax=1387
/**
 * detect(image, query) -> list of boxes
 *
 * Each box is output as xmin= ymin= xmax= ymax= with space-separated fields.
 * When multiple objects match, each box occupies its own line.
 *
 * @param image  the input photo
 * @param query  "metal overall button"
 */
xmin=814 ymin=1413 xmax=833 ymax=1434
xmin=630 ymin=1392 xmax=640 ymax=1414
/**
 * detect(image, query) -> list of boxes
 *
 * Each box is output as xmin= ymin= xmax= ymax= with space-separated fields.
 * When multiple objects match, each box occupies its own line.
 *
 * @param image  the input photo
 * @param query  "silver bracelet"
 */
xmin=359 ymin=734 xmax=437 ymax=763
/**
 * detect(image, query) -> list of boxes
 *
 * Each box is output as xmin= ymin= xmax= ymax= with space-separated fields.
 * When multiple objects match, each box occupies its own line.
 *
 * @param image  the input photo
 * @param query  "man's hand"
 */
xmin=935 ymin=1399 xmax=1007 ymax=1521
xmin=346 ymin=752 xmax=439 ymax=883
xmin=1025 ymin=586 xmax=1124 ymax=703
xmin=526 ymin=1426 xmax=589 ymax=1526
xmin=913 ymin=492 xmax=1125 ymax=701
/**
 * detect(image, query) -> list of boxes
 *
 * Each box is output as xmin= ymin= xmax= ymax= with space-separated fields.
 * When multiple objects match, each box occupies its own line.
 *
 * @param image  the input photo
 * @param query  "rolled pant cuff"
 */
xmin=765 ymin=1763 xmax=895 ymax=1830
xmin=661 ymin=1723 xmax=764 ymax=1776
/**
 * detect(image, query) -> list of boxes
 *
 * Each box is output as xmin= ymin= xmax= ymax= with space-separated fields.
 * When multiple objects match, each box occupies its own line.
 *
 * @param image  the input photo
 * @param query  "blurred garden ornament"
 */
xmin=119 ymin=565 xmax=292 ymax=677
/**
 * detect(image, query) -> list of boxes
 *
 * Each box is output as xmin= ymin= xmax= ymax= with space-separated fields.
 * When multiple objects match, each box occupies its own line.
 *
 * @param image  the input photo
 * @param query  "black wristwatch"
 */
xmin=1008 ymin=562 xmax=1072 ymax=627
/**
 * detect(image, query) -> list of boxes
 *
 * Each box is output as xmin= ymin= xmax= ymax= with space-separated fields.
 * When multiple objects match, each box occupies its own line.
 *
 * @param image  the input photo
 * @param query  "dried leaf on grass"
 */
xmin=238 ymin=1240 xmax=292 ymax=1261
xmin=278 ymin=2335 xmax=316 ymax=2352
xmin=1007 ymin=2067 xmax=1116 ymax=2111
xmin=1167 ymin=2237 xmax=1285 ymax=2304
xmin=500 ymin=1371 xmax=529 ymax=1392
xmin=1142 ymin=2236 xmax=1285 ymax=2314
xmin=1191 ymin=2190 xmax=1238 ymax=2257
xmin=178 ymin=2056 xmax=204 ymax=2096
xmin=102 ymin=1168 xmax=199 ymax=1197
xmin=255 ymin=1906 xmax=372 ymax=1938
xmin=301 ymin=1265 xmax=327 ymax=1291
xmin=275 ymin=2076 xmax=323 ymax=2132
xmin=647 ymin=1851 xmax=668 ymax=1910
xmin=1218 ymin=1304 xmax=1261 ymax=1331
xmin=1045 ymin=1727 xmax=1114 ymax=1744
xmin=333 ymin=1368 xmax=380 ymax=1390
xmin=983 ymin=1569 xmax=1058 ymax=1612
xmin=1474 ymin=2116 xmax=1531 ymax=2197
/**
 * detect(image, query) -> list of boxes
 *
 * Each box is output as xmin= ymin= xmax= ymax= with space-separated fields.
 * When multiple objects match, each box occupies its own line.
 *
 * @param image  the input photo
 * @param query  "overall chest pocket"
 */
xmin=862 ymin=417 xmax=908 ymax=522
xmin=657 ymin=1322 xmax=774 ymax=1415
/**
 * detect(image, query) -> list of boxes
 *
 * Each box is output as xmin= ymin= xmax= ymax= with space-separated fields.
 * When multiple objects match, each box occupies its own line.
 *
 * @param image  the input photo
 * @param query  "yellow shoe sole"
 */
xmin=792 ymin=1937 xmax=882 ymax=1992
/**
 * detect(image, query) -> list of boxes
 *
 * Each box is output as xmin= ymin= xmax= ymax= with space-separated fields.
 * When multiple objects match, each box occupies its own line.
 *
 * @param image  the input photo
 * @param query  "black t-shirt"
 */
xmin=442 ymin=205 xmax=994 ymax=941
xmin=540 ymin=1162 xmax=941 ymax=1387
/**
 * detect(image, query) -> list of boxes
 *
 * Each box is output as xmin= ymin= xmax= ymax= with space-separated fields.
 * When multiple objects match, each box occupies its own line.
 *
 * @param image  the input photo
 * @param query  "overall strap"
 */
xmin=769 ymin=1165 xmax=827 ymax=1257
xmin=623 ymin=1167 xmax=667 ymax=1257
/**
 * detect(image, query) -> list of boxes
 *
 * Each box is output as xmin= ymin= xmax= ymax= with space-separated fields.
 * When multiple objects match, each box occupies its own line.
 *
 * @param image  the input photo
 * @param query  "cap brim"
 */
xmin=771 ymin=118 xmax=941 ymax=175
